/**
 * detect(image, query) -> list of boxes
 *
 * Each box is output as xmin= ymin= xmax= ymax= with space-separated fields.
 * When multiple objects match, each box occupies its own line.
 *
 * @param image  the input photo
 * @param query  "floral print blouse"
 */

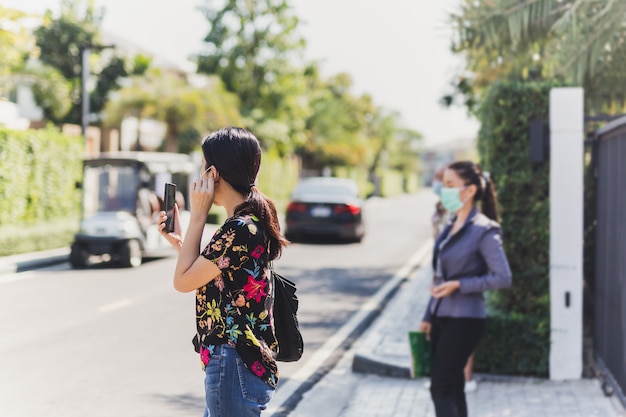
xmin=194 ymin=213 xmax=279 ymax=388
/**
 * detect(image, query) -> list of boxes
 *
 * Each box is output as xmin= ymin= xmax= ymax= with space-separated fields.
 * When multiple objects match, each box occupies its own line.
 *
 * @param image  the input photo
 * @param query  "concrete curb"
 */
xmin=0 ymin=247 xmax=70 ymax=275
xmin=351 ymin=251 xmax=433 ymax=379
xmin=266 ymin=239 xmax=434 ymax=417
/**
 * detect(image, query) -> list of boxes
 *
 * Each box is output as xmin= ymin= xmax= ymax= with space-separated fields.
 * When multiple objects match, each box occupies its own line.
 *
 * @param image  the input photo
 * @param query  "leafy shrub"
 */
xmin=0 ymin=128 xmax=82 ymax=255
xmin=474 ymin=80 xmax=564 ymax=377
xmin=477 ymin=310 xmax=550 ymax=376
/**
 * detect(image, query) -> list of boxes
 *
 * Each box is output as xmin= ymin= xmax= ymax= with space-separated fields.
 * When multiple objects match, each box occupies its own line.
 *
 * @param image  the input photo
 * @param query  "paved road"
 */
xmin=0 ymin=191 xmax=438 ymax=417
xmin=276 ymin=192 xmax=436 ymax=382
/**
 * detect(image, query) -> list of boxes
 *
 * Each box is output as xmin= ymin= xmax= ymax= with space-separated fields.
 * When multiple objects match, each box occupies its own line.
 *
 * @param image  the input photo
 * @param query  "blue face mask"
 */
xmin=432 ymin=180 xmax=443 ymax=197
xmin=440 ymin=187 xmax=466 ymax=213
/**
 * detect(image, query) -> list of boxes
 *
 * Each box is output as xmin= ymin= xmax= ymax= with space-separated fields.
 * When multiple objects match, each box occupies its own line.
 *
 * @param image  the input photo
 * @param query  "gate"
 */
xmin=592 ymin=116 xmax=626 ymax=403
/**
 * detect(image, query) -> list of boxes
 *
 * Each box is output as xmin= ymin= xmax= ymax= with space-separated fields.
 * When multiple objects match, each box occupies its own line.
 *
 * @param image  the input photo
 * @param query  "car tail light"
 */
xmin=333 ymin=204 xmax=360 ymax=215
xmin=287 ymin=202 xmax=308 ymax=213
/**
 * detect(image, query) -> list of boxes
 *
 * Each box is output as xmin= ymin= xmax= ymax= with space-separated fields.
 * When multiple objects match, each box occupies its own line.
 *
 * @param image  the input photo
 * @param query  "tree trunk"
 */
xmin=164 ymin=123 xmax=178 ymax=153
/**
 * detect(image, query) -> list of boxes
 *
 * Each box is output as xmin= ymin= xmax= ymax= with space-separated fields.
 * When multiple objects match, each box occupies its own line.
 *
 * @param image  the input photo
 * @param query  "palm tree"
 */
xmin=451 ymin=0 xmax=626 ymax=110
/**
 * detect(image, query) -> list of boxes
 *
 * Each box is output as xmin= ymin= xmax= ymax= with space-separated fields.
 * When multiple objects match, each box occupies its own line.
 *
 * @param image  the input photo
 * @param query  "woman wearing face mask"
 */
xmin=418 ymin=161 xmax=512 ymax=417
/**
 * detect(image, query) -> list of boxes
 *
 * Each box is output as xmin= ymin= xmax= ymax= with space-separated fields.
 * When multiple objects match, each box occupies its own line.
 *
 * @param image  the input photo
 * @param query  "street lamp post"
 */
xmin=80 ymin=47 xmax=90 ymax=138
xmin=80 ymin=43 xmax=115 ymax=140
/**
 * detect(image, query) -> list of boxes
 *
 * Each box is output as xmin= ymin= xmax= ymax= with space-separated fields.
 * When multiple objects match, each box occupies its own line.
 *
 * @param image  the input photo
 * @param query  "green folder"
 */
xmin=408 ymin=330 xmax=431 ymax=378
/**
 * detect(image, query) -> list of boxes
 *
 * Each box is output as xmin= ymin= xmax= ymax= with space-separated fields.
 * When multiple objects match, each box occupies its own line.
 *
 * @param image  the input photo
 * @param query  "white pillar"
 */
xmin=549 ymin=87 xmax=584 ymax=380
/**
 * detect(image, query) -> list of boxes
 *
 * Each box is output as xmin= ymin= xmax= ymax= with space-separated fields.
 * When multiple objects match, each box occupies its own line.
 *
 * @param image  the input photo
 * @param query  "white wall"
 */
xmin=16 ymin=84 xmax=43 ymax=121
xmin=120 ymin=117 xmax=167 ymax=151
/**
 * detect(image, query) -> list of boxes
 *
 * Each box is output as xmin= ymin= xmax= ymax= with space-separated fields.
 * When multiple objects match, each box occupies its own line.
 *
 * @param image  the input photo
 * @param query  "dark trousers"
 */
xmin=429 ymin=316 xmax=485 ymax=417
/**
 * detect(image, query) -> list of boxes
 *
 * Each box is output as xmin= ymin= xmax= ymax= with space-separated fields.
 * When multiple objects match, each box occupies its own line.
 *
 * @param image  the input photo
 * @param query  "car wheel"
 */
xmin=69 ymin=243 xmax=89 ymax=269
xmin=120 ymin=239 xmax=142 ymax=268
xmin=356 ymin=225 xmax=366 ymax=243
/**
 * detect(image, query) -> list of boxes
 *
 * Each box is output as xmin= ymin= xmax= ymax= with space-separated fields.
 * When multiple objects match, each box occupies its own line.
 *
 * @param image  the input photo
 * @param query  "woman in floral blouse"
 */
xmin=159 ymin=126 xmax=288 ymax=417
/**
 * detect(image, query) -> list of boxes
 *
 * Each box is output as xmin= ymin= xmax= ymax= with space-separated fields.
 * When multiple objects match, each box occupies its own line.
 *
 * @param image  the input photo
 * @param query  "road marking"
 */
xmin=266 ymin=238 xmax=433 ymax=416
xmin=97 ymin=298 xmax=133 ymax=313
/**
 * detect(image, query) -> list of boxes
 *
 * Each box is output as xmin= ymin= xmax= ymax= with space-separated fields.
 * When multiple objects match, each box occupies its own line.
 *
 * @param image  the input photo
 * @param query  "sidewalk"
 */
xmin=289 ymin=258 xmax=626 ymax=417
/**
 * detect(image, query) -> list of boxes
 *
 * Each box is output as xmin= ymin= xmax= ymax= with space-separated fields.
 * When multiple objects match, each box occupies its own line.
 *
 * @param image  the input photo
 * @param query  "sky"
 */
xmin=5 ymin=0 xmax=479 ymax=147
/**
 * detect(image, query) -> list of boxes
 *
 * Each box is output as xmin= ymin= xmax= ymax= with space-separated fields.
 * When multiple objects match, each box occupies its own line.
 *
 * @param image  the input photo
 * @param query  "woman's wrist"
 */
xmin=174 ymin=240 xmax=183 ymax=254
xmin=190 ymin=212 xmax=210 ymax=223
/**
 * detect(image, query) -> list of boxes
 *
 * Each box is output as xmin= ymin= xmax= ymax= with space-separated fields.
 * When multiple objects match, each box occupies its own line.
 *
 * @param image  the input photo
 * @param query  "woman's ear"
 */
xmin=465 ymin=184 xmax=478 ymax=200
xmin=208 ymin=165 xmax=219 ymax=181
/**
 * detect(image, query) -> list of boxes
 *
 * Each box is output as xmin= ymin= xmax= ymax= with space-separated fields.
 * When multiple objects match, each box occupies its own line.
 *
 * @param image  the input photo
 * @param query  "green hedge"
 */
xmin=474 ymin=80 xmax=563 ymax=377
xmin=477 ymin=309 xmax=550 ymax=375
xmin=332 ymin=166 xmax=372 ymax=198
xmin=257 ymin=152 xmax=301 ymax=212
xmin=0 ymin=128 xmax=83 ymax=255
xmin=333 ymin=166 xmax=420 ymax=199
xmin=380 ymin=169 xmax=420 ymax=196
xmin=0 ymin=218 xmax=78 ymax=255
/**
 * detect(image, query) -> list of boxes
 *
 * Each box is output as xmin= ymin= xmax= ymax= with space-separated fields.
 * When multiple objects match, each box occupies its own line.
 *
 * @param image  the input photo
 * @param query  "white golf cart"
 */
xmin=69 ymin=151 xmax=197 ymax=268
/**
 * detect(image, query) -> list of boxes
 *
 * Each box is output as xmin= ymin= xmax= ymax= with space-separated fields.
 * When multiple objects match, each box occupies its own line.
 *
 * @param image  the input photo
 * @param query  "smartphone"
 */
xmin=163 ymin=182 xmax=176 ymax=232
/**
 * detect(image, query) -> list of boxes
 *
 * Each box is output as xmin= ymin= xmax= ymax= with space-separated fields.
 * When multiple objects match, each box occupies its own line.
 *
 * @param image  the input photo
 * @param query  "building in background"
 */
xmin=419 ymin=137 xmax=477 ymax=186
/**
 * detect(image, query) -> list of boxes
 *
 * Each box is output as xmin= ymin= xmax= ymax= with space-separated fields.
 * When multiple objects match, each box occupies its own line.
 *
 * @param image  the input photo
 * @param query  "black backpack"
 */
xmin=272 ymin=270 xmax=304 ymax=362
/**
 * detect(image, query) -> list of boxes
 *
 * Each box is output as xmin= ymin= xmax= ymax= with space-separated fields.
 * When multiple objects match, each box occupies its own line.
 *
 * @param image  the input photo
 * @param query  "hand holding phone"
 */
xmin=163 ymin=183 xmax=176 ymax=233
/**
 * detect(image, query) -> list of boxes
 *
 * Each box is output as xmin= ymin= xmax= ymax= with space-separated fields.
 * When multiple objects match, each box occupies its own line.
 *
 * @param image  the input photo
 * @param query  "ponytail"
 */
xmin=447 ymin=160 xmax=499 ymax=222
xmin=234 ymin=186 xmax=289 ymax=261
xmin=480 ymin=176 xmax=499 ymax=222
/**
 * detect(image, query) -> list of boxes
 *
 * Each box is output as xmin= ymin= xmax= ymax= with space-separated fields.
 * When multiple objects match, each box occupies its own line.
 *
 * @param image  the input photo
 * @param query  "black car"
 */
xmin=284 ymin=177 xmax=365 ymax=242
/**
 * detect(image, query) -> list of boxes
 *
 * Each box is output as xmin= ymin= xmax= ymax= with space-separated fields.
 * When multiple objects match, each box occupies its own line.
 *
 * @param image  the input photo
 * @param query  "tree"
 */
xmin=29 ymin=64 xmax=73 ymax=121
xmin=34 ymin=6 xmax=99 ymax=81
xmin=33 ymin=0 xmax=147 ymax=125
xmin=299 ymin=70 xmax=374 ymax=169
xmin=0 ymin=6 xmax=73 ymax=122
xmin=0 ymin=6 xmax=30 ymax=97
xmin=195 ymin=0 xmax=422 ymax=173
xmin=102 ymin=74 xmax=157 ymax=150
xmin=196 ymin=0 xmax=308 ymax=150
xmin=446 ymin=0 xmax=626 ymax=113
xmin=387 ymin=127 xmax=423 ymax=174
xmin=104 ymin=69 xmax=242 ymax=152
xmin=297 ymin=67 xmax=420 ymax=177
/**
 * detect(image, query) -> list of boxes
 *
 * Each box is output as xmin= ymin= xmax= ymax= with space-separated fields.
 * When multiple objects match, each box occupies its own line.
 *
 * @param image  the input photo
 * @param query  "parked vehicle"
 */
xmin=70 ymin=151 xmax=197 ymax=268
xmin=284 ymin=177 xmax=365 ymax=242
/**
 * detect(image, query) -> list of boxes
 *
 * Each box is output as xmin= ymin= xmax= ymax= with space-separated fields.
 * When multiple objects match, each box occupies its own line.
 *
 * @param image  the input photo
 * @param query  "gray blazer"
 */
xmin=422 ymin=207 xmax=512 ymax=322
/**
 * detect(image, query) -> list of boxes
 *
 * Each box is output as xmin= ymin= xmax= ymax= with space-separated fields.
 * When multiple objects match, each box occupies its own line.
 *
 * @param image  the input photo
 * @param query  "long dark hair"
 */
xmin=447 ymin=161 xmax=499 ymax=221
xmin=201 ymin=126 xmax=288 ymax=260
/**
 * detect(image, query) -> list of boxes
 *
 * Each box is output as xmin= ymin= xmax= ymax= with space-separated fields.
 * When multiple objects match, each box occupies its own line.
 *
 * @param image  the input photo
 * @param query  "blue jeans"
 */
xmin=202 ymin=344 xmax=275 ymax=417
